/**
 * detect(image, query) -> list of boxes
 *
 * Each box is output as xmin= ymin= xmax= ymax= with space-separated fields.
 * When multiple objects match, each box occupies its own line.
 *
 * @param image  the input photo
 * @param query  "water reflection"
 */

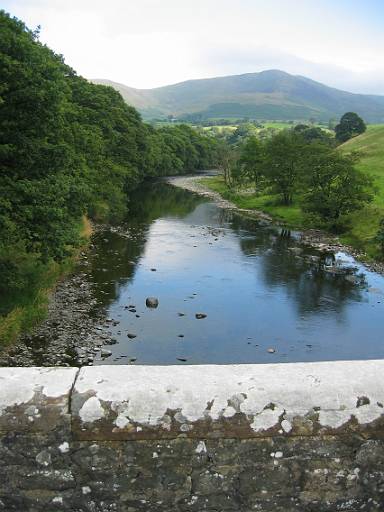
xmin=80 ymin=181 xmax=384 ymax=365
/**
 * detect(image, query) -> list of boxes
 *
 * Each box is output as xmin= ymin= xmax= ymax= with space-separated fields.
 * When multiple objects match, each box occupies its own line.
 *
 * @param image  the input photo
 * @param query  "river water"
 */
xmin=73 ymin=180 xmax=384 ymax=366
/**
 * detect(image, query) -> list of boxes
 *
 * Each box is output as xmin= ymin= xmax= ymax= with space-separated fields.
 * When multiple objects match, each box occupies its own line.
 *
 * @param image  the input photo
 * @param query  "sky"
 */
xmin=3 ymin=0 xmax=384 ymax=94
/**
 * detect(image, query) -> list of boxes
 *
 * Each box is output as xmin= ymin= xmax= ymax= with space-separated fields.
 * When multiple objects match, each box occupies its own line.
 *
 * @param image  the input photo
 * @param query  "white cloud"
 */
xmin=4 ymin=0 xmax=384 ymax=93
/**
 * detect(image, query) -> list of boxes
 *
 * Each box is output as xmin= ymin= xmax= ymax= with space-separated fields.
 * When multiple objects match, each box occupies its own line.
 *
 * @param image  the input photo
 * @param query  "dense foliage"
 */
xmin=218 ymin=119 xmax=373 ymax=231
xmin=335 ymin=112 xmax=366 ymax=143
xmin=0 ymin=10 xmax=217 ymax=314
xmin=301 ymin=145 xmax=373 ymax=227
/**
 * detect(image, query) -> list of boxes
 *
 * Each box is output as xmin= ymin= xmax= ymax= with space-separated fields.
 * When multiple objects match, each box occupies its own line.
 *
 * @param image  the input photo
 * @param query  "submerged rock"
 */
xmin=195 ymin=313 xmax=207 ymax=319
xmin=146 ymin=297 xmax=159 ymax=308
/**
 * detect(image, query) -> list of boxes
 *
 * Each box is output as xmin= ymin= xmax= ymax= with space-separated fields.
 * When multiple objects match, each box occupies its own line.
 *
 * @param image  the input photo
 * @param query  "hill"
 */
xmin=339 ymin=126 xmax=384 ymax=255
xmin=93 ymin=70 xmax=384 ymax=123
xmin=341 ymin=125 xmax=384 ymax=197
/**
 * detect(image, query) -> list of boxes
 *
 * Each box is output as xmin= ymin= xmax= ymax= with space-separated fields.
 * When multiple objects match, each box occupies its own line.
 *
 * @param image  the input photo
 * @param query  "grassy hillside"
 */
xmin=339 ymin=125 xmax=384 ymax=256
xmin=94 ymin=70 xmax=384 ymax=123
xmin=341 ymin=125 xmax=384 ymax=204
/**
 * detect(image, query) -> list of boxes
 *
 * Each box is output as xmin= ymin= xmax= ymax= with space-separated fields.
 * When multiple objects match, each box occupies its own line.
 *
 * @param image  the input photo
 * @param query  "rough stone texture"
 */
xmin=1 ymin=362 xmax=384 ymax=511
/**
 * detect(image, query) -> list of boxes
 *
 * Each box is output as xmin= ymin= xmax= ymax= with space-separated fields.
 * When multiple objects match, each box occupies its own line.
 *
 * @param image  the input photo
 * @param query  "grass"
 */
xmin=200 ymin=125 xmax=384 ymax=260
xmin=338 ymin=125 xmax=384 ymax=257
xmin=0 ymin=215 xmax=93 ymax=348
xmin=199 ymin=176 xmax=306 ymax=228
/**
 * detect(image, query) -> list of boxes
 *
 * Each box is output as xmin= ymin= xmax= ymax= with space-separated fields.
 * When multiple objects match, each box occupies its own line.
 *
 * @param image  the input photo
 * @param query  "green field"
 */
xmin=200 ymin=125 xmax=384 ymax=260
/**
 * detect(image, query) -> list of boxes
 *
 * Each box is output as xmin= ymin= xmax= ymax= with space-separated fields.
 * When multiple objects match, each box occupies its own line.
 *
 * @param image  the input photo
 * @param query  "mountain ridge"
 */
xmin=92 ymin=70 xmax=384 ymax=122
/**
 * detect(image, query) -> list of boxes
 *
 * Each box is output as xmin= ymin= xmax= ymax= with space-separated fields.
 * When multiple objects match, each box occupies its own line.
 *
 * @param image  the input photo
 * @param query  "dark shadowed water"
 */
xmin=85 ymin=181 xmax=384 ymax=365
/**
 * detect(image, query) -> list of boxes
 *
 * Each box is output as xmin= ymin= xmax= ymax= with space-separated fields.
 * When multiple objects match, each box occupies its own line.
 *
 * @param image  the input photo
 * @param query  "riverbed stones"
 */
xmin=0 ymin=244 xmax=112 ymax=367
xmin=195 ymin=313 xmax=207 ymax=319
xmin=145 ymin=297 xmax=159 ymax=308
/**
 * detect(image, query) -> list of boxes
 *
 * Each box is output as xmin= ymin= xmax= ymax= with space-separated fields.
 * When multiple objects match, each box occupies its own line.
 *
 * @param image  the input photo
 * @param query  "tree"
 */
xmin=294 ymin=124 xmax=334 ymax=145
xmin=335 ymin=112 xmax=366 ymax=143
xmin=216 ymin=141 xmax=238 ymax=187
xmin=263 ymin=130 xmax=303 ymax=205
xmin=228 ymin=123 xmax=257 ymax=145
xmin=0 ymin=10 xmax=219 ymax=306
xmin=238 ymin=136 xmax=265 ymax=191
xmin=301 ymin=146 xmax=373 ymax=229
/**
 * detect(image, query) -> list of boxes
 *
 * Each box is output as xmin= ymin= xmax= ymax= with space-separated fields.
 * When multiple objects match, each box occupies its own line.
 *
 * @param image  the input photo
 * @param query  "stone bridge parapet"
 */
xmin=1 ymin=361 xmax=384 ymax=511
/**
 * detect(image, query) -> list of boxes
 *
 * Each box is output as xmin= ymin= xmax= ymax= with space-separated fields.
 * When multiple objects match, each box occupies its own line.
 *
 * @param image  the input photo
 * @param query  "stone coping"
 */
xmin=1 ymin=361 xmax=384 ymax=440
xmin=0 ymin=367 xmax=77 ymax=433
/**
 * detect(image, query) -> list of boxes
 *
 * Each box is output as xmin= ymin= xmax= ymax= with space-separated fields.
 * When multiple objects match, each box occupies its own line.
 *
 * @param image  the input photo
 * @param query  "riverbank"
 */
xmin=0 ymin=217 xmax=96 ymax=364
xmin=167 ymin=174 xmax=384 ymax=275
xmin=0 ymin=222 xmax=148 ymax=367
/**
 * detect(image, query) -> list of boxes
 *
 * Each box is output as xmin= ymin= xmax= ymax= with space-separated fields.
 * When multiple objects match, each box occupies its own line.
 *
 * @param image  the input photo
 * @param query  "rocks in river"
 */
xmin=127 ymin=333 xmax=137 ymax=339
xmin=146 ymin=297 xmax=159 ymax=308
xmin=267 ymin=348 xmax=276 ymax=353
xmin=178 ymin=312 xmax=185 ymax=317
xmin=178 ymin=334 xmax=185 ymax=338
xmin=150 ymin=268 xmax=157 ymax=272
xmin=101 ymin=349 xmax=112 ymax=358
xmin=195 ymin=313 xmax=207 ymax=319
xmin=129 ymin=308 xmax=136 ymax=313
xmin=177 ymin=357 xmax=188 ymax=362
xmin=104 ymin=338 xmax=117 ymax=345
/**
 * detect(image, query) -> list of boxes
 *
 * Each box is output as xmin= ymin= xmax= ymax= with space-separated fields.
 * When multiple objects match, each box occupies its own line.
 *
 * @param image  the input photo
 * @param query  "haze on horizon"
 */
xmin=3 ymin=0 xmax=384 ymax=94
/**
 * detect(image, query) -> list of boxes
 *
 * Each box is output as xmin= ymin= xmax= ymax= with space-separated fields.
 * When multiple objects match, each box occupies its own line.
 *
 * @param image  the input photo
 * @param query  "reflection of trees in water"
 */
xmin=88 ymin=226 xmax=149 ymax=308
xmin=229 ymin=213 xmax=282 ymax=256
xmin=233 ymin=219 xmax=366 ymax=317
xmin=127 ymin=181 xmax=205 ymax=223
xmin=216 ymin=208 xmax=234 ymax=226
xmin=86 ymin=180 xmax=368 ymax=320
xmin=87 ymin=182 xmax=207 ymax=309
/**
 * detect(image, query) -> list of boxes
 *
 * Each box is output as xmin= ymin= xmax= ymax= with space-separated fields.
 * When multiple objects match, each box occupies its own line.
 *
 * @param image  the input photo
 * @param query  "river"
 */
xmin=3 ymin=179 xmax=384 ymax=366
